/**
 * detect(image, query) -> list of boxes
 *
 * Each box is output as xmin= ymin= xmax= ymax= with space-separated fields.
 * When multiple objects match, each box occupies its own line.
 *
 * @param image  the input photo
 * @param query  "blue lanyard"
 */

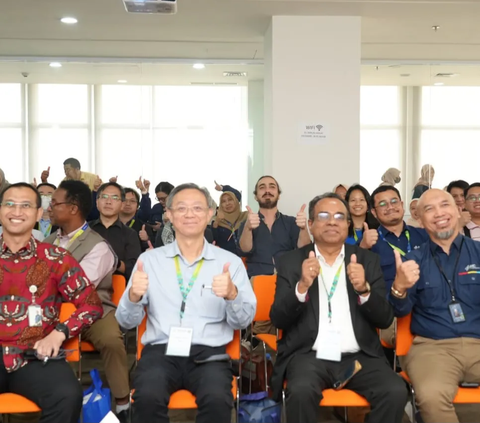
xmin=378 ymin=228 xmax=411 ymax=257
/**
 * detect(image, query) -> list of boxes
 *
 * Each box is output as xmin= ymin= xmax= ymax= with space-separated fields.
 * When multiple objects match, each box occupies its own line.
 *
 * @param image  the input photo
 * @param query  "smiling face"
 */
xmin=255 ymin=177 xmax=280 ymax=209
xmin=450 ymin=187 xmax=466 ymax=209
xmin=371 ymin=189 xmax=405 ymax=226
xmin=308 ymin=197 xmax=349 ymax=246
xmin=0 ymin=187 xmax=42 ymax=236
xmin=465 ymin=186 xmax=480 ymax=218
xmin=220 ymin=193 xmax=236 ymax=213
xmin=418 ymin=189 xmax=459 ymax=241
xmin=348 ymin=189 xmax=368 ymax=218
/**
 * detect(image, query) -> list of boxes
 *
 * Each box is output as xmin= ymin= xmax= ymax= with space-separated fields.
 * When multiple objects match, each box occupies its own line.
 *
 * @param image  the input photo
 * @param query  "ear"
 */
xmin=70 ymin=204 xmax=79 ymax=216
xmin=308 ymin=219 xmax=314 ymax=233
xmin=254 ymin=193 xmax=258 ymax=202
xmin=371 ymin=207 xmax=378 ymax=219
xmin=35 ymin=207 xmax=43 ymax=222
xmin=166 ymin=208 xmax=173 ymax=223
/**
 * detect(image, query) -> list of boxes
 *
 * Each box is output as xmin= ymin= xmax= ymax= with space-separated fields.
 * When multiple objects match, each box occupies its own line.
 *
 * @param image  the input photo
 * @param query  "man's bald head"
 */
xmin=417 ymin=189 xmax=460 ymax=242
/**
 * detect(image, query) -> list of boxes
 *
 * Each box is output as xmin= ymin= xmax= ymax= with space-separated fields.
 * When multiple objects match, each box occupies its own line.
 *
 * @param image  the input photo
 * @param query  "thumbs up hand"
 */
xmin=245 ymin=205 xmax=261 ymax=230
xmin=146 ymin=240 xmax=154 ymax=251
xmin=139 ymin=224 xmax=149 ymax=241
xmin=212 ymin=263 xmax=237 ymax=300
xmin=299 ymin=251 xmax=320 ymax=294
xmin=296 ymin=204 xmax=307 ymax=229
xmin=392 ymin=250 xmax=420 ymax=295
xmin=41 ymin=166 xmax=50 ymax=183
xmin=359 ymin=222 xmax=379 ymax=249
xmin=129 ymin=260 xmax=149 ymax=303
xmin=347 ymin=254 xmax=367 ymax=294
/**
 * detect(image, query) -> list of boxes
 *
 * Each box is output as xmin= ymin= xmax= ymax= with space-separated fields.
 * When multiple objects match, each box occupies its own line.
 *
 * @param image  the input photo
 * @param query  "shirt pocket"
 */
xmin=199 ymin=293 xmax=226 ymax=320
xmin=416 ymin=278 xmax=443 ymax=309
xmin=457 ymin=273 xmax=480 ymax=305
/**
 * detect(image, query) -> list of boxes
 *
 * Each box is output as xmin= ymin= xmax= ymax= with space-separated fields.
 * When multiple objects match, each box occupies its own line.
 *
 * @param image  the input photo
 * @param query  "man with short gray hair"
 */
xmin=116 ymin=183 xmax=256 ymax=423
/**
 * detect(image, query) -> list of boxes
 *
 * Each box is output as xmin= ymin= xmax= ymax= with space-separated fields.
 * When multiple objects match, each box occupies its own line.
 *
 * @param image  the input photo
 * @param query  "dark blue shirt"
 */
xmin=211 ymin=225 xmax=241 ymax=255
xmin=371 ymin=223 xmax=429 ymax=291
xmin=389 ymin=234 xmax=480 ymax=340
xmin=238 ymin=211 xmax=299 ymax=278
xmin=346 ymin=229 xmax=363 ymax=246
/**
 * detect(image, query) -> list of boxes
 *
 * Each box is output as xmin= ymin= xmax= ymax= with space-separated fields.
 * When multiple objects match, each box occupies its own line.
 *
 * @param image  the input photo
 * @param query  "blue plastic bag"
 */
xmin=82 ymin=369 xmax=111 ymax=423
xmin=239 ymin=391 xmax=281 ymax=423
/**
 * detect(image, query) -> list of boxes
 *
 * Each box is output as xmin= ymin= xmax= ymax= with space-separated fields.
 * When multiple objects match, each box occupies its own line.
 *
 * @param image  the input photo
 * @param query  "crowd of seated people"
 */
xmin=0 ymin=158 xmax=480 ymax=423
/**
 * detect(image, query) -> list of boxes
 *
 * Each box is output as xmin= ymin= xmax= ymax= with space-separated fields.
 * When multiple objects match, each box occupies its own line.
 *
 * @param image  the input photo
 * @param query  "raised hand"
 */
xmin=212 ymin=263 xmax=237 ymax=300
xmin=32 ymin=178 xmax=37 ymax=188
xmin=347 ymin=254 xmax=367 ymax=294
xmin=392 ymin=250 xmax=420 ymax=294
xmin=109 ymin=176 xmax=118 ymax=183
xmin=144 ymin=179 xmax=151 ymax=193
xmin=296 ymin=204 xmax=307 ymax=229
xmin=298 ymin=251 xmax=320 ymax=294
xmin=41 ymin=166 xmax=50 ymax=183
xmin=93 ymin=175 xmax=102 ymax=192
xmin=146 ymin=240 xmax=154 ymax=251
xmin=214 ymin=180 xmax=223 ymax=192
xmin=245 ymin=205 xmax=260 ymax=230
xmin=139 ymin=224 xmax=149 ymax=241
xmin=129 ymin=260 xmax=149 ymax=303
xmin=359 ymin=222 xmax=378 ymax=249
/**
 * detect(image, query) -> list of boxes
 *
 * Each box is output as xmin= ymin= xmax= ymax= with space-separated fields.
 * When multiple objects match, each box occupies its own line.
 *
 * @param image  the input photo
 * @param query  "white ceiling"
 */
xmin=2 ymin=0 xmax=480 ymax=85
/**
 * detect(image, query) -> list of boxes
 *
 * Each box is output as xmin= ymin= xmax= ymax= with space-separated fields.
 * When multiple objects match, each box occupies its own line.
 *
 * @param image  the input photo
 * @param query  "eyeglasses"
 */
xmin=124 ymin=199 xmax=138 ymax=205
xmin=1 ymin=201 xmax=38 ymax=210
xmin=170 ymin=206 xmax=208 ymax=215
xmin=49 ymin=201 xmax=72 ymax=208
xmin=156 ymin=196 xmax=168 ymax=203
xmin=375 ymin=198 xmax=400 ymax=209
xmin=99 ymin=194 xmax=121 ymax=202
xmin=467 ymin=195 xmax=480 ymax=202
xmin=316 ymin=212 xmax=347 ymax=222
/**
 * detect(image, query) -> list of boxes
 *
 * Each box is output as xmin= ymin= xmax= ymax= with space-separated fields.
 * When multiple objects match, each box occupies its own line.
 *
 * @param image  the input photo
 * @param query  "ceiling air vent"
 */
xmin=223 ymin=72 xmax=248 ymax=77
xmin=435 ymin=73 xmax=458 ymax=78
xmin=123 ymin=0 xmax=177 ymax=14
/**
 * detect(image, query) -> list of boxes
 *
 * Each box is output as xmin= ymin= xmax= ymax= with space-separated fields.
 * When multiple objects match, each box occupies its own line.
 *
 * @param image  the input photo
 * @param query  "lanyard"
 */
xmin=222 ymin=220 xmax=239 ymax=244
xmin=174 ymin=256 xmax=204 ymax=320
xmin=379 ymin=229 xmax=411 ymax=257
xmin=43 ymin=223 xmax=52 ymax=237
xmin=319 ymin=263 xmax=344 ymax=323
xmin=431 ymin=238 xmax=464 ymax=303
xmin=128 ymin=219 xmax=135 ymax=228
xmin=353 ymin=229 xmax=362 ymax=243
xmin=54 ymin=222 xmax=88 ymax=249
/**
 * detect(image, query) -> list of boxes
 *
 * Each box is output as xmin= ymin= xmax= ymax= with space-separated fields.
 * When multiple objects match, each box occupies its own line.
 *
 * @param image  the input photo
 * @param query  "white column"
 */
xmin=264 ymin=16 xmax=361 ymax=215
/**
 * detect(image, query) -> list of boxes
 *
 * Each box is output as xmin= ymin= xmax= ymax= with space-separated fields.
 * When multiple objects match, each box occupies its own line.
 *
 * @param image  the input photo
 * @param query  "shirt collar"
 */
xmin=379 ymin=221 xmax=408 ymax=236
xmin=314 ymin=244 xmax=345 ymax=265
xmin=1 ymin=235 xmax=37 ymax=257
xmin=57 ymin=222 xmax=87 ymax=239
xmin=429 ymin=233 xmax=464 ymax=255
xmin=165 ymin=239 xmax=216 ymax=261
xmin=466 ymin=221 xmax=479 ymax=230
xmin=258 ymin=210 xmax=281 ymax=219
xmin=92 ymin=217 xmax=123 ymax=229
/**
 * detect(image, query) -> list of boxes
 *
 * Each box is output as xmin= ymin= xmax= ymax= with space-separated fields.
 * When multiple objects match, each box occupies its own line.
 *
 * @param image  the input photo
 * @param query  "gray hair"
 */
xmin=166 ymin=183 xmax=215 ymax=209
xmin=308 ymin=192 xmax=351 ymax=221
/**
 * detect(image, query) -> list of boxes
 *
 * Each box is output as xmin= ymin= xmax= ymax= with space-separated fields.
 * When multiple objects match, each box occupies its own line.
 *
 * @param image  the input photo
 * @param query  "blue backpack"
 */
xmin=239 ymin=392 xmax=282 ymax=423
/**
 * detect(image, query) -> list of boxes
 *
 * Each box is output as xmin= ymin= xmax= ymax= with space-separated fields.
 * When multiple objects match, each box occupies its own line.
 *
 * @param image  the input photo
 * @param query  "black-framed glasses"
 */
xmin=99 ymin=194 xmax=121 ymax=202
xmin=49 ymin=201 xmax=72 ymax=208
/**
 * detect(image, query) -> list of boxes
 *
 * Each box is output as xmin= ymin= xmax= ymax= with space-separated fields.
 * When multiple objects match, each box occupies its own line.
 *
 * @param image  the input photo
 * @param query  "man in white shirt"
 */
xmin=270 ymin=192 xmax=407 ymax=423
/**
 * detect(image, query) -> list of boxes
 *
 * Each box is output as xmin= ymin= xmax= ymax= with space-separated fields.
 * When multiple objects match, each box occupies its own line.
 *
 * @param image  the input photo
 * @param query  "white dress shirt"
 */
xmin=296 ymin=245 xmax=368 ymax=354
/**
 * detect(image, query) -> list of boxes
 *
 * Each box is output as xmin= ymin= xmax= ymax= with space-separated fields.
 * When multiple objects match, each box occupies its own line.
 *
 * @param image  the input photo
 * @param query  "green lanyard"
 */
xmin=379 ymin=229 xmax=411 ymax=257
xmin=128 ymin=219 xmax=135 ymax=228
xmin=319 ymin=263 xmax=344 ymax=323
xmin=174 ymin=256 xmax=204 ymax=320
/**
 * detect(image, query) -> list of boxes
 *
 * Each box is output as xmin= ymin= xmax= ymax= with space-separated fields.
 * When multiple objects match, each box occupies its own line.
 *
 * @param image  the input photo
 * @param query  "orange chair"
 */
xmin=0 ymin=302 xmax=80 ymax=417
xmin=133 ymin=313 xmax=240 ymax=417
xmin=80 ymin=274 xmax=126 ymax=353
xmin=397 ymin=313 xmax=480 ymax=419
xmin=251 ymin=275 xmax=278 ymax=351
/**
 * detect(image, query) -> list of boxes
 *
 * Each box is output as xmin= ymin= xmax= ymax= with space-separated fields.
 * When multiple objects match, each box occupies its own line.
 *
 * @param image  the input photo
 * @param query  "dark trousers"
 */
xmin=0 ymin=350 xmax=82 ymax=423
xmin=132 ymin=344 xmax=234 ymax=423
xmin=285 ymin=351 xmax=408 ymax=423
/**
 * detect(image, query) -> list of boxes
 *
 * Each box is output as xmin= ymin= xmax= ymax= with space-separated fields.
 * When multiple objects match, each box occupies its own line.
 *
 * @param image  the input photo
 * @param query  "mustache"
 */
xmin=262 ymin=193 xmax=274 ymax=198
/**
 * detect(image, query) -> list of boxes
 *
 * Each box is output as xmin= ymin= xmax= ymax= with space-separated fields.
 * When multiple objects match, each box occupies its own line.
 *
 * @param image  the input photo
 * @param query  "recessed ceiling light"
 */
xmin=49 ymin=62 xmax=62 ymax=68
xmin=434 ymin=82 xmax=444 ymax=86
xmin=432 ymin=25 xmax=440 ymax=31
xmin=60 ymin=17 xmax=78 ymax=24
xmin=193 ymin=63 xmax=205 ymax=70
xmin=117 ymin=80 xmax=127 ymax=83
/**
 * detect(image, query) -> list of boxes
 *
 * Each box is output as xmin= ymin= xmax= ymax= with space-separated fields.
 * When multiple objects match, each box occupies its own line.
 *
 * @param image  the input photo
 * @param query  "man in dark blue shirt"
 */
xmin=238 ymin=175 xmax=311 ymax=279
xmin=389 ymin=189 xmax=480 ymax=423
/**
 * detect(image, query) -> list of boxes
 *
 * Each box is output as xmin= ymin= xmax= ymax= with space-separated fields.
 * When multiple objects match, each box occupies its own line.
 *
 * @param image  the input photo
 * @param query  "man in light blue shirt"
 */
xmin=116 ymin=183 xmax=256 ymax=423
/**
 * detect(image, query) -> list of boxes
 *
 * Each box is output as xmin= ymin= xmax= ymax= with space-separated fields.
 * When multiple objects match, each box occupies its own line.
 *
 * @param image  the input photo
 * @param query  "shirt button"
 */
xmin=14 ymin=260 xmax=18 ymax=264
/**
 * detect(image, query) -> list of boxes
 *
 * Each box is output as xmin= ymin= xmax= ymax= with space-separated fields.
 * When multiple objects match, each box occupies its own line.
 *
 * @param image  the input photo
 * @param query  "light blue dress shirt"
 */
xmin=116 ymin=239 xmax=257 ymax=348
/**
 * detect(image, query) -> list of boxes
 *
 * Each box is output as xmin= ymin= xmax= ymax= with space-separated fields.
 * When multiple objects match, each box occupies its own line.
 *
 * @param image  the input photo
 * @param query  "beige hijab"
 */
xmin=216 ymin=192 xmax=247 ymax=231
xmin=415 ymin=164 xmax=435 ymax=188
xmin=380 ymin=168 xmax=401 ymax=186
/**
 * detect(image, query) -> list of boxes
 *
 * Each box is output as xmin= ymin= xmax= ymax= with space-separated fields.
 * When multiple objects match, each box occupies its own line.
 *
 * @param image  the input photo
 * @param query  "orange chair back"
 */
xmin=396 ymin=313 xmax=414 ymax=357
xmin=59 ymin=302 xmax=80 ymax=362
xmin=241 ymin=257 xmax=248 ymax=269
xmin=136 ymin=314 xmax=147 ymax=361
xmin=252 ymin=275 xmax=276 ymax=322
xmin=112 ymin=274 xmax=126 ymax=306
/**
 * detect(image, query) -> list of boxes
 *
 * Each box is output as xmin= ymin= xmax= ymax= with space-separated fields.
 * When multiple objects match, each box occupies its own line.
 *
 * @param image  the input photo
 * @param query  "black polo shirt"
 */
xmin=89 ymin=217 xmax=142 ymax=281
xmin=238 ymin=211 xmax=299 ymax=278
xmin=125 ymin=216 xmax=155 ymax=252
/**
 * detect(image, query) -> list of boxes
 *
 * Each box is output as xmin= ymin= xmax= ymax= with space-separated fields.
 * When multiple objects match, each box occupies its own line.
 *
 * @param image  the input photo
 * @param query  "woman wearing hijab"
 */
xmin=412 ymin=164 xmax=435 ymax=199
xmin=406 ymin=199 xmax=421 ymax=228
xmin=212 ymin=191 xmax=248 ymax=254
xmin=0 ymin=168 xmax=10 ymax=194
xmin=379 ymin=168 xmax=401 ymax=187
xmin=332 ymin=184 xmax=349 ymax=200
xmin=345 ymin=184 xmax=379 ymax=245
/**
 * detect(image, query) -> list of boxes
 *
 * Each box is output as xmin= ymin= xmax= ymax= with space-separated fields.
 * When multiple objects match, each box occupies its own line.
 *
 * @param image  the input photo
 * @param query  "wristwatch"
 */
xmin=390 ymin=284 xmax=407 ymax=299
xmin=355 ymin=282 xmax=371 ymax=296
xmin=55 ymin=323 xmax=69 ymax=339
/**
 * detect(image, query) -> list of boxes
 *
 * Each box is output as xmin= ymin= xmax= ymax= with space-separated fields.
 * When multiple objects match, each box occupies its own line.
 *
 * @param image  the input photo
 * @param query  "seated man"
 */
xmin=0 ymin=182 xmax=103 ymax=423
xmin=463 ymin=182 xmax=480 ymax=241
xmin=46 ymin=180 xmax=131 ymax=422
xmin=389 ymin=189 xmax=480 ymax=423
xmin=41 ymin=158 xmax=97 ymax=191
xmin=270 ymin=192 xmax=407 ymax=423
xmin=116 ymin=183 xmax=256 ymax=423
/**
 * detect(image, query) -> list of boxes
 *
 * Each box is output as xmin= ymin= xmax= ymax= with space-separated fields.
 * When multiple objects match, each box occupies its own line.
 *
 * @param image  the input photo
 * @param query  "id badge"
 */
xmin=316 ymin=326 xmax=342 ymax=362
xmin=27 ymin=305 xmax=43 ymax=327
xmin=166 ymin=326 xmax=193 ymax=357
xmin=449 ymin=302 xmax=466 ymax=323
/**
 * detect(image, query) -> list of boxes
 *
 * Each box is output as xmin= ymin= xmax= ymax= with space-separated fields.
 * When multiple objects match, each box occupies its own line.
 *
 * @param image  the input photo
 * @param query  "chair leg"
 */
xmin=262 ymin=340 xmax=268 ymax=392
xmin=344 ymin=406 xmax=348 ymax=423
xmin=282 ymin=389 xmax=287 ymax=423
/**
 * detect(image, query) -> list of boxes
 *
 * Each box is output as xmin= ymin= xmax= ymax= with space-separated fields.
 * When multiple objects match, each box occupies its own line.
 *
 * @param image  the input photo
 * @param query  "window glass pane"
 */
xmin=420 ymin=130 xmax=480 ymax=189
xmin=37 ymin=84 xmax=88 ymax=124
xmin=422 ymin=87 xmax=480 ymax=126
xmin=96 ymin=129 xmax=150 ymax=186
xmin=30 ymin=128 xmax=90 ymax=186
xmin=100 ymin=86 xmax=151 ymax=125
xmin=0 ymin=84 xmax=21 ymax=123
xmin=360 ymin=129 xmax=402 ymax=195
xmin=360 ymin=86 xmax=400 ymax=126
xmin=0 ymin=129 xmax=23 ymax=183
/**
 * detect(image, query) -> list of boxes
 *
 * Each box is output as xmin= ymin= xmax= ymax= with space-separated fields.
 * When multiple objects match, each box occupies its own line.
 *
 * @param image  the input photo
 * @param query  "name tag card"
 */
xmin=27 ymin=305 xmax=43 ymax=327
xmin=166 ymin=326 xmax=193 ymax=357
xmin=316 ymin=326 xmax=342 ymax=362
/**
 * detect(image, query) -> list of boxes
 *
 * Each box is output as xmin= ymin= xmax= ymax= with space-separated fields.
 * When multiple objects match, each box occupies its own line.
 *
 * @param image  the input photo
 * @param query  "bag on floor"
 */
xmin=82 ymin=368 xmax=112 ymax=423
xmin=239 ymin=391 xmax=281 ymax=423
